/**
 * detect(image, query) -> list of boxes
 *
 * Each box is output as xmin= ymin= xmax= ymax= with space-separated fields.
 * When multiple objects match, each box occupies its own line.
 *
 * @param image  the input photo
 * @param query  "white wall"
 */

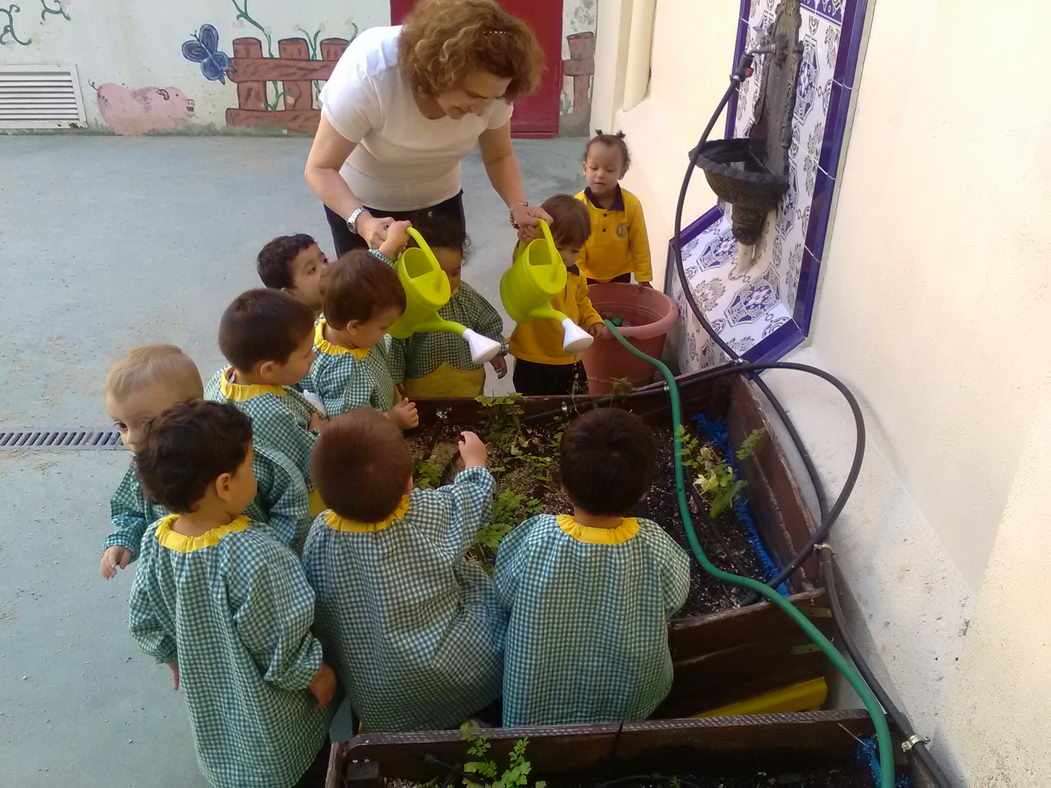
xmin=594 ymin=0 xmax=1051 ymax=782
xmin=1 ymin=0 xmax=386 ymax=132
xmin=2 ymin=0 xmax=595 ymax=135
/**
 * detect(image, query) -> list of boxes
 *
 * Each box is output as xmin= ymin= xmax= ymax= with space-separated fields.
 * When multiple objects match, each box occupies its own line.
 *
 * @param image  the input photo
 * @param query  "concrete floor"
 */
xmin=0 ymin=134 xmax=583 ymax=786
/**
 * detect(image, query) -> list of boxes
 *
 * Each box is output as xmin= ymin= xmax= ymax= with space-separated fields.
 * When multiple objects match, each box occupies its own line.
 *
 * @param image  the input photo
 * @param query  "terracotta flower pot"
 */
xmin=582 ymin=283 xmax=679 ymax=394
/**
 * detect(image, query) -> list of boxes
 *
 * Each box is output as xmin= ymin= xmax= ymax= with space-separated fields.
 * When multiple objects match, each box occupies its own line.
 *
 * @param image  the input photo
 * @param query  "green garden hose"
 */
xmin=604 ymin=321 xmax=894 ymax=788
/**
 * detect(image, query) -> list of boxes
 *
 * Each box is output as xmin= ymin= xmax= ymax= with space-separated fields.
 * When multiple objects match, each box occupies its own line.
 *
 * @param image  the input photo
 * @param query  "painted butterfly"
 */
xmin=182 ymin=24 xmax=233 ymax=84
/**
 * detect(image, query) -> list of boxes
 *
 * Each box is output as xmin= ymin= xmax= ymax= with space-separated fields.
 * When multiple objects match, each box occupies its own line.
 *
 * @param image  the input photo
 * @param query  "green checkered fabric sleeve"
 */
xmin=206 ymin=368 xmax=319 ymax=483
xmin=129 ymin=521 xmax=330 ymax=786
xmin=301 ymin=466 xmax=503 ymax=731
xmin=304 ymin=343 xmax=398 ymax=418
xmin=494 ymin=514 xmax=691 ymax=727
xmin=246 ymin=445 xmax=311 ymax=552
xmin=397 ymin=283 xmax=507 ymax=380
xmin=104 ymin=464 xmax=168 ymax=558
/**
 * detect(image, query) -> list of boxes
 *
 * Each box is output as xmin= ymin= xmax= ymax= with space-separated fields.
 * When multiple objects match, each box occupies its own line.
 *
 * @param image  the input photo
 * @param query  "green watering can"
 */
xmin=387 ymin=228 xmax=501 ymax=365
xmin=499 ymin=219 xmax=594 ymax=354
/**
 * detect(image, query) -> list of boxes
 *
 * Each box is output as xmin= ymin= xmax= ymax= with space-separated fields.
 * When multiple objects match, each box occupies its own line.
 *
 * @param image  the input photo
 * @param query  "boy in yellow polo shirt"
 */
xmin=576 ymin=131 xmax=653 ymax=287
xmin=509 ymin=194 xmax=608 ymax=396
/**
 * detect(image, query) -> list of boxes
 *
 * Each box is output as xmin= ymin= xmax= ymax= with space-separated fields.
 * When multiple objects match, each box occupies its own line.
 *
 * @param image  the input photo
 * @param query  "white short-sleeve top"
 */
xmin=320 ymin=26 xmax=514 ymax=212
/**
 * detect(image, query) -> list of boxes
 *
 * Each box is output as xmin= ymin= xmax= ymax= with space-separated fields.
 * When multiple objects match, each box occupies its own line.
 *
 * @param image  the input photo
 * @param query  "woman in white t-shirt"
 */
xmin=305 ymin=0 xmax=552 ymax=256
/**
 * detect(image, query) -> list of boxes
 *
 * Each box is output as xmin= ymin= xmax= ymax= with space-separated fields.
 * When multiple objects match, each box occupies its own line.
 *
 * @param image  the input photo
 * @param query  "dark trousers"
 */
xmin=325 ymin=191 xmax=466 ymax=257
xmin=586 ymin=272 xmax=632 ymax=286
xmin=513 ymin=358 xmax=584 ymax=396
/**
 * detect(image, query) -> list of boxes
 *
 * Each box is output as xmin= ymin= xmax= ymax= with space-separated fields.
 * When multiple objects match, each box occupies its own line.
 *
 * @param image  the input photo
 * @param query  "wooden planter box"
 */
xmin=330 ymin=711 xmax=907 ymax=786
xmin=329 ymin=372 xmax=850 ymax=784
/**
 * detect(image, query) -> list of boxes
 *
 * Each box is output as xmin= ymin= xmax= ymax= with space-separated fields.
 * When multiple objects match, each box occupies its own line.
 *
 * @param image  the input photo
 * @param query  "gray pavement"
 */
xmin=0 ymin=134 xmax=584 ymax=786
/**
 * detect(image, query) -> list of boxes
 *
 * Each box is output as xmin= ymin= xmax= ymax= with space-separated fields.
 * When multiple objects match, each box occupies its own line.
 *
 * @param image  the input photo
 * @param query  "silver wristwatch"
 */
xmin=347 ymin=206 xmax=367 ymax=235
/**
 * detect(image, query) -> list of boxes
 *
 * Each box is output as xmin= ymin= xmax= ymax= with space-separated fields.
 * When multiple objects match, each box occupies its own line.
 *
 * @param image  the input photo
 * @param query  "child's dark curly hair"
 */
xmin=405 ymin=210 xmax=471 ymax=258
xmin=584 ymin=130 xmax=631 ymax=174
xmin=311 ymin=409 xmax=412 ymax=523
xmin=136 ymin=400 xmax=253 ymax=514
xmin=256 ymin=233 xmax=316 ymax=290
xmin=559 ymin=408 xmax=656 ymax=516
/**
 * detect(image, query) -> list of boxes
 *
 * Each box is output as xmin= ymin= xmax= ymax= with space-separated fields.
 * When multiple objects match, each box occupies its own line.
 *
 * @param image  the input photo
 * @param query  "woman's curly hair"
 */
xmin=398 ymin=0 xmax=545 ymax=102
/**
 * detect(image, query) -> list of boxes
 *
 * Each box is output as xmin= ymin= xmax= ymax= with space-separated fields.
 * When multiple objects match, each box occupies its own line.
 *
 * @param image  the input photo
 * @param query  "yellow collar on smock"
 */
xmin=219 ymin=367 xmax=286 ymax=402
xmin=315 ymin=320 xmax=369 ymax=359
xmin=556 ymin=514 xmax=639 ymax=544
xmin=324 ymin=496 xmax=410 ymax=533
xmin=155 ymin=514 xmax=251 ymax=553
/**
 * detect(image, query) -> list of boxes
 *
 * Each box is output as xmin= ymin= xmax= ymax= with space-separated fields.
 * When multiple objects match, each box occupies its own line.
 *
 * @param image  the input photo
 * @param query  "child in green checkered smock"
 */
xmin=307 ymin=320 xmax=403 ymax=416
xmin=207 ymin=289 xmax=328 ymax=517
xmin=392 ymin=212 xmax=509 ymax=398
xmin=495 ymin=409 xmax=691 ymax=726
xmin=302 ymin=409 xmax=502 ymax=732
xmin=99 ymin=344 xmax=312 ymax=579
xmin=106 ymin=443 xmax=312 ymax=562
xmin=302 ymin=237 xmax=420 ymax=428
xmin=303 ymin=231 xmax=418 ymax=428
xmin=128 ymin=400 xmax=336 ymax=787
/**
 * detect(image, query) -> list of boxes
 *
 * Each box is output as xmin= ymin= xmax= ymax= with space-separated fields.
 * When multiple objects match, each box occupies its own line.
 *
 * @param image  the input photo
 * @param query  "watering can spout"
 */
xmin=499 ymin=219 xmax=593 ymax=355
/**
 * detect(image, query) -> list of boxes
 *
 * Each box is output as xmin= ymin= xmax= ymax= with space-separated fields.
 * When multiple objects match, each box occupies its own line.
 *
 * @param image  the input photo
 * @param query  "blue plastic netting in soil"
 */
xmin=692 ymin=413 xmax=790 ymax=596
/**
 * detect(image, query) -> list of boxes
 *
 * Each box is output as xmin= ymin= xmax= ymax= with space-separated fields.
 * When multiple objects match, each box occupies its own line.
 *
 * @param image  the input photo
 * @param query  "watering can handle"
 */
xmin=404 ymin=227 xmax=435 ymax=261
xmin=536 ymin=218 xmax=555 ymax=247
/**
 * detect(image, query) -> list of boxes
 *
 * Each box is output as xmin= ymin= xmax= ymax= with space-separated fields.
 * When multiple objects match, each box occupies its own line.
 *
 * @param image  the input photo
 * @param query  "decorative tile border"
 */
xmin=667 ymin=0 xmax=869 ymax=373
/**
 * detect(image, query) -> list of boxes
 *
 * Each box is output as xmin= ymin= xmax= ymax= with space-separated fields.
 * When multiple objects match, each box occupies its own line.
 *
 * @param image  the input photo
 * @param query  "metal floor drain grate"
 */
xmin=0 ymin=428 xmax=124 ymax=451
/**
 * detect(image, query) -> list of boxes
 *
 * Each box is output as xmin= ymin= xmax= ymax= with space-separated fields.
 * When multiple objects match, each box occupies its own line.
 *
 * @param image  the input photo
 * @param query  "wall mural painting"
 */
xmin=182 ymin=24 xmax=234 ymax=85
xmin=180 ymin=1 xmax=356 ymax=133
xmin=93 ymin=82 xmax=196 ymax=136
xmin=0 ymin=0 xmax=70 ymax=46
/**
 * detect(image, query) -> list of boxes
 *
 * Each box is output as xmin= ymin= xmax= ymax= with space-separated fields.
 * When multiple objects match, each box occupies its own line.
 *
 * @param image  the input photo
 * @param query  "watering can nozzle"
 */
xmin=461 ymin=329 xmax=501 ymax=365
xmin=561 ymin=318 xmax=594 ymax=354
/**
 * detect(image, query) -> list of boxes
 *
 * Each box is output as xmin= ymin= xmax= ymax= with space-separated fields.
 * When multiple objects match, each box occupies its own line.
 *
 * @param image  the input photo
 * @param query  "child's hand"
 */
xmin=309 ymin=662 xmax=337 ymax=709
xmin=378 ymin=220 xmax=412 ymax=259
xmin=167 ymin=661 xmax=180 ymax=691
xmin=99 ymin=546 xmax=132 ymax=579
xmin=308 ymin=411 xmax=326 ymax=431
xmin=637 ymin=281 xmax=654 ymax=289
xmin=387 ymin=399 xmax=419 ymax=430
xmin=588 ymin=322 xmax=610 ymax=340
xmin=458 ymin=431 xmax=488 ymax=468
xmin=489 ymin=354 xmax=508 ymax=379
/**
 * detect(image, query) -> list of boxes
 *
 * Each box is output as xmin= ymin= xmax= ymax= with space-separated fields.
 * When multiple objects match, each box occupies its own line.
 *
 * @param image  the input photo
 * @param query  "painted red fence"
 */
xmin=226 ymin=36 xmax=349 ymax=133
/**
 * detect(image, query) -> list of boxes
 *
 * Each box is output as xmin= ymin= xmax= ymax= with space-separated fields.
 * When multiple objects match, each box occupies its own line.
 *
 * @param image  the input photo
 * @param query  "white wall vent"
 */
xmin=0 ymin=64 xmax=86 ymax=129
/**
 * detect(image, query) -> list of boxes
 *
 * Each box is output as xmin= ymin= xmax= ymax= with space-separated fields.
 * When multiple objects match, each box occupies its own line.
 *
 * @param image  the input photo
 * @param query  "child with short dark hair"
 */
xmin=206 ymin=289 xmax=326 ymax=517
xmin=577 ymin=131 xmax=653 ymax=286
xmin=306 ymin=224 xmax=418 ymax=426
xmin=129 ymin=400 xmax=335 ymax=787
xmin=257 ymin=233 xmax=330 ymax=315
xmin=302 ymin=409 xmax=503 ymax=732
xmin=396 ymin=211 xmax=507 ymax=397
xmin=101 ymin=344 xmax=312 ymax=578
xmin=494 ymin=408 xmax=690 ymax=727
xmin=509 ymin=194 xmax=608 ymax=395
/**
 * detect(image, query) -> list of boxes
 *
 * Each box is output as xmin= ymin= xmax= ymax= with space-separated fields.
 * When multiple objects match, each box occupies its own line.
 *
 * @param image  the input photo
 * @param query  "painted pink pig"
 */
xmin=94 ymin=83 xmax=196 ymax=135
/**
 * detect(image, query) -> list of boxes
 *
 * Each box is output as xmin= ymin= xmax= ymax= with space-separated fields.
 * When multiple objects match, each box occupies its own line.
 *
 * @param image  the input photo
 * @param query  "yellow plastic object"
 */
xmin=695 ymin=677 xmax=828 ymax=718
xmin=388 ymin=228 xmax=500 ymax=365
xmin=499 ymin=220 xmax=594 ymax=354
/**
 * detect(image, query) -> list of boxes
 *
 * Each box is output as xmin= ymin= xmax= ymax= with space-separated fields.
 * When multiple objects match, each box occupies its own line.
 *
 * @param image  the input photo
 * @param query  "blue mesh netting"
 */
xmin=856 ymin=738 xmax=910 ymax=787
xmin=691 ymin=413 xmax=789 ymax=596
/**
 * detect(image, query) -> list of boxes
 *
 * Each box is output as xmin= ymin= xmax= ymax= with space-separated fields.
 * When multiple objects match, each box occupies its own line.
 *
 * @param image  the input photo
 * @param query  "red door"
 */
xmin=389 ymin=0 xmax=563 ymax=137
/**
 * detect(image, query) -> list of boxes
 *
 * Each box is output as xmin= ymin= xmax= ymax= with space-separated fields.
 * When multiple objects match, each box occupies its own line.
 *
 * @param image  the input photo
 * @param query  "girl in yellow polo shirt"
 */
xmin=576 ymin=131 xmax=653 ymax=287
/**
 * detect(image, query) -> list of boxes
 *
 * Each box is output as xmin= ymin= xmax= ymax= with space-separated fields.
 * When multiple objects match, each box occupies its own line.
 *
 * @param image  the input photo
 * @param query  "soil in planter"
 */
xmin=601 ymin=311 xmax=637 ymax=328
xmin=406 ymin=410 xmax=771 ymax=617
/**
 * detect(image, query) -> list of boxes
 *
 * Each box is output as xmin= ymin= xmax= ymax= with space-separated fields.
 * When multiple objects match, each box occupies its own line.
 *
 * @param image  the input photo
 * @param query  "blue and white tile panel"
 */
xmin=667 ymin=0 xmax=866 ymax=374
